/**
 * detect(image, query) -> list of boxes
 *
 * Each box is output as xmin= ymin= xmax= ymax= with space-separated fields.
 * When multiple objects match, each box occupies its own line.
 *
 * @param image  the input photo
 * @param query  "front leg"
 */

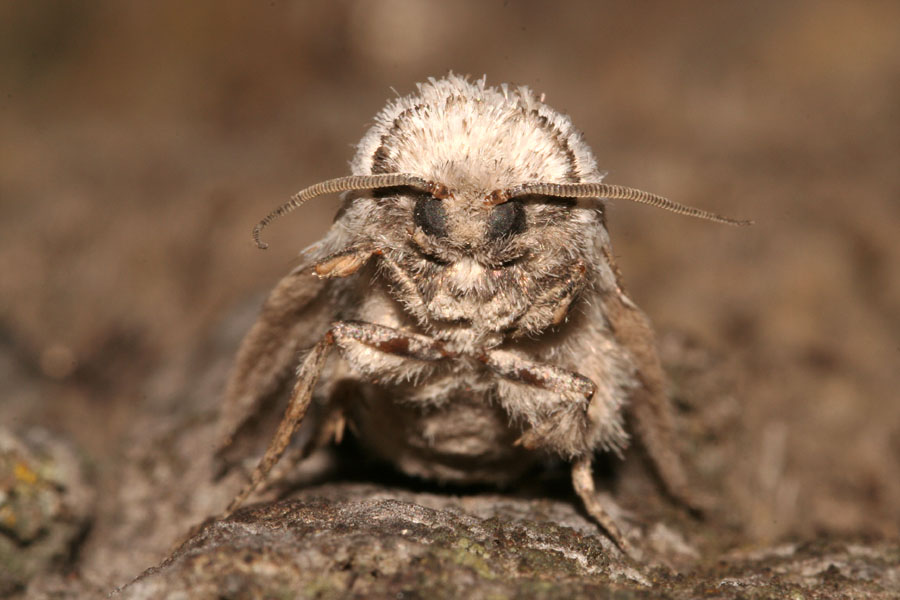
xmin=480 ymin=348 xmax=595 ymax=400
xmin=482 ymin=348 xmax=598 ymax=454
xmin=223 ymin=334 xmax=334 ymax=516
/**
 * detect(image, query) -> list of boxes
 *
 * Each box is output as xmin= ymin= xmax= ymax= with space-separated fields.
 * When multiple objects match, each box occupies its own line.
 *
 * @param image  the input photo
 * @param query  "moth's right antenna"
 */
xmin=253 ymin=173 xmax=433 ymax=249
xmin=491 ymin=182 xmax=752 ymax=227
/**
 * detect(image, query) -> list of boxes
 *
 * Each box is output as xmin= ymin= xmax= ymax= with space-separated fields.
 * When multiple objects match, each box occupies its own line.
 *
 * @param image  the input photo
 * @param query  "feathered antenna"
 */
xmin=488 ymin=182 xmax=752 ymax=226
xmin=253 ymin=173 xmax=434 ymax=249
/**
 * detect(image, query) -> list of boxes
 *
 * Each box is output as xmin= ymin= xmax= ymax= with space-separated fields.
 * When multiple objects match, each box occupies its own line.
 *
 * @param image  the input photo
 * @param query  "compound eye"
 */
xmin=487 ymin=200 xmax=526 ymax=240
xmin=413 ymin=196 xmax=448 ymax=238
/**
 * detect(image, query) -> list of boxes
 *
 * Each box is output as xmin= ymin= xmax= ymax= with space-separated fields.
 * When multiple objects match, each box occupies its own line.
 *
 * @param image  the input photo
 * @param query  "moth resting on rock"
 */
xmin=213 ymin=75 xmax=748 ymax=556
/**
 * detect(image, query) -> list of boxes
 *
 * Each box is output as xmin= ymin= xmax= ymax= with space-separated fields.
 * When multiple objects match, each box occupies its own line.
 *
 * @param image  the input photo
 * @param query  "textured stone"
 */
xmin=116 ymin=484 xmax=900 ymax=599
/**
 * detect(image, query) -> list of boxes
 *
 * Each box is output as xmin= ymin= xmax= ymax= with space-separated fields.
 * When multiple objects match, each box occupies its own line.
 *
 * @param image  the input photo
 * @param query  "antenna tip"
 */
xmin=252 ymin=223 xmax=269 ymax=249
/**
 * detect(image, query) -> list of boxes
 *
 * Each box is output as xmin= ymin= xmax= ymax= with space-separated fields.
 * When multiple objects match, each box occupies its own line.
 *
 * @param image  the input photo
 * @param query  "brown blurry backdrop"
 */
xmin=2 ymin=0 xmax=899 ymax=569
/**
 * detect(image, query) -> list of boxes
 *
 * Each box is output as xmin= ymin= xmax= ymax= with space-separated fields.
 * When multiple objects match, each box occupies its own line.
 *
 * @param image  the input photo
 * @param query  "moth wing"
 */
xmin=214 ymin=261 xmax=333 ymax=478
xmin=600 ymin=272 xmax=706 ymax=512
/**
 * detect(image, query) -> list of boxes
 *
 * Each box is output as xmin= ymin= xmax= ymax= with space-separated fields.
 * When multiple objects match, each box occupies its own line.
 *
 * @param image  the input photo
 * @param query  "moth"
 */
xmin=213 ymin=75 xmax=748 ymax=556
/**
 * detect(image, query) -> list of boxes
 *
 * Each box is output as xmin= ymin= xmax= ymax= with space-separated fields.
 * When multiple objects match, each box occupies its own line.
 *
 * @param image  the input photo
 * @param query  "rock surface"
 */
xmin=116 ymin=484 xmax=900 ymax=599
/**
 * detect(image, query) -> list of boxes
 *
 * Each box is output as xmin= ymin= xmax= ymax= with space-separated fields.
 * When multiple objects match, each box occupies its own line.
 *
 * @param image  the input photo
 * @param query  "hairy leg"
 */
xmin=571 ymin=456 xmax=637 ymax=558
xmin=480 ymin=348 xmax=595 ymax=401
xmin=223 ymin=334 xmax=334 ymax=516
xmin=258 ymin=408 xmax=346 ymax=496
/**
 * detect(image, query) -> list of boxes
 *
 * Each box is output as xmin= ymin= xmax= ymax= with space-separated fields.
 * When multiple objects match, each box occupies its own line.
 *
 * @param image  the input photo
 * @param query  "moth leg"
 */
xmin=259 ymin=408 xmax=345 ymax=495
xmin=480 ymin=349 xmax=600 ymax=452
xmin=515 ymin=259 xmax=588 ymax=332
xmin=223 ymin=333 xmax=334 ymax=517
xmin=572 ymin=455 xmax=637 ymax=558
xmin=330 ymin=320 xmax=449 ymax=362
xmin=480 ymin=348 xmax=595 ymax=402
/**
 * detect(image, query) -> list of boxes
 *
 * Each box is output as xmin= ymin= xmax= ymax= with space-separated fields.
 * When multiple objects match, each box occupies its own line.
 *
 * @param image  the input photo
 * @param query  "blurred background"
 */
xmin=1 ymin=0 xmax=898 ymax=580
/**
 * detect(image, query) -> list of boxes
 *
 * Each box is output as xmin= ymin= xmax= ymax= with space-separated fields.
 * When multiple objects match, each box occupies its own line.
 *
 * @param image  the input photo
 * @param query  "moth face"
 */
xmin=406 ymin=191 xmax=531 ymax=267
xmin=370 ymin=186 xmax=589 ymax=332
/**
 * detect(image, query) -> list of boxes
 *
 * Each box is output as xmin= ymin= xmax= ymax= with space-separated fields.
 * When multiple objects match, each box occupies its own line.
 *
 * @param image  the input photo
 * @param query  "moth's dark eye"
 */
xmin=413 ymin=196 xmax=448 ymax=238
xmin=487 ymin=200 xmax=526 ymax=240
